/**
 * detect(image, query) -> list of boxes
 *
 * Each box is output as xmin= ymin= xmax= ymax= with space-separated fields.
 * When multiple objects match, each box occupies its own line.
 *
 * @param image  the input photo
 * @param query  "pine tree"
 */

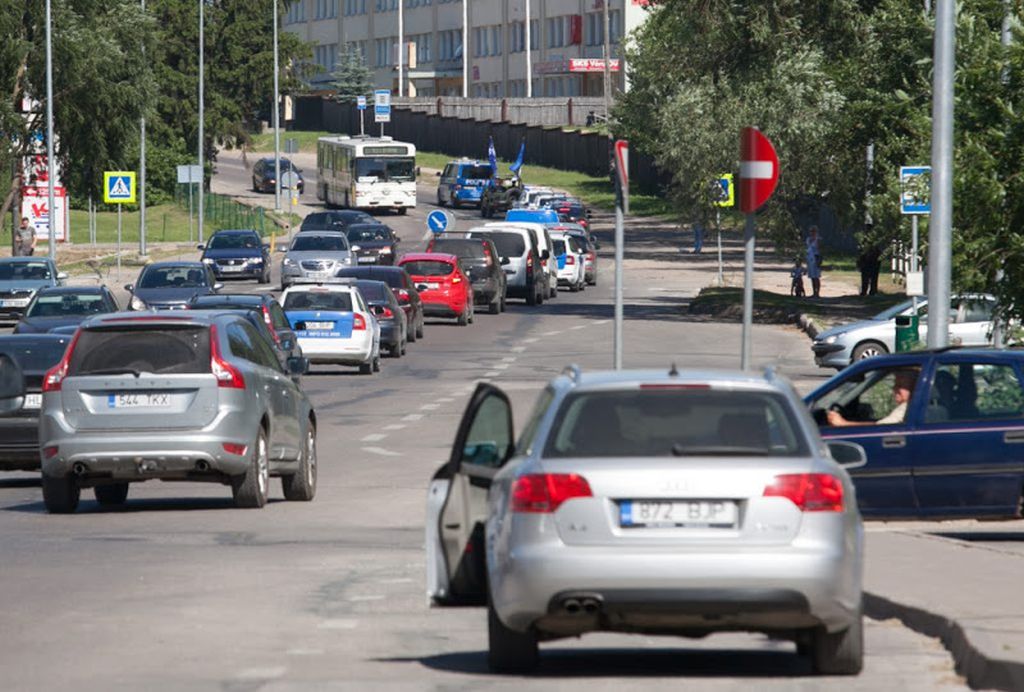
xmin=331 ymin=48 xmax=373 ymax=104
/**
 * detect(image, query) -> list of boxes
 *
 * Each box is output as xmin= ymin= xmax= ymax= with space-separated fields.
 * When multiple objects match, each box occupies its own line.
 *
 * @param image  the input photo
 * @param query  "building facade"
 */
xmin=284 ymin=0 xmax=649 ymax=98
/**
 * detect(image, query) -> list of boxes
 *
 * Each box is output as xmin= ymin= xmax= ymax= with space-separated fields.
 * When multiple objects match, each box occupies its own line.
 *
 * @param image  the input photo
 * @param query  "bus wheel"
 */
xmin=398 ymin=207 xmax=408 ymax=215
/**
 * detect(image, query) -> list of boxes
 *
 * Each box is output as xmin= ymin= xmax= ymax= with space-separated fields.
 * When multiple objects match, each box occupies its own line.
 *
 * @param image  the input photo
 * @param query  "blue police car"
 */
xmin=436 ymin=160 xmax=494 ymax=209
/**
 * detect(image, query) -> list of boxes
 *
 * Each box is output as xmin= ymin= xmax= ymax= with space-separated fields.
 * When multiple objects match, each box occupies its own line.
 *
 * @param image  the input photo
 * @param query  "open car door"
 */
xmin=426 ymin=383 xmax=513 ymax=605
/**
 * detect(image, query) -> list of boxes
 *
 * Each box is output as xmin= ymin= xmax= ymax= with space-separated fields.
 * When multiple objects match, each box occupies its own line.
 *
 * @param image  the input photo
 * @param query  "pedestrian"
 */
xmin=691 ymin=219 xmax=704 ymax=254
xmin=805 ymin=226 xmax=822 ymax=297
xmin=790 ymin=258 xmax=805 ymax=297
xmin=15 ymin=216 xmax=36 ymax=257
xmin=857 ymin=243 xmax=882 ymax=296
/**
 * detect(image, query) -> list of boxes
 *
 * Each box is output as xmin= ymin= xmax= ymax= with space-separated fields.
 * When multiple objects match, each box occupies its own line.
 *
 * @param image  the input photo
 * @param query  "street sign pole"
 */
xmin=911 ymin=215 xmax=919 ymax=315
xmin=197 ymin=0 xmax=205 ymax=245
xmin=740 ymin=212 xmax=755 ymax=369
xmin=613 ymin=140 xmax=628 ymax=370
xmin=45 ymin=0 xmax=56 ymax=260
xmin=716 ymin=209 xmax=723 ymax=286
xmin=928 ymin=0 xmax=955 ymax=348
xmin=139 ymin=0 xmax=147 ymax=258
xmin=117 ymin=205 xmax=122 ymax=278
xmin=273 ymin=0 xmax=281 ymax=213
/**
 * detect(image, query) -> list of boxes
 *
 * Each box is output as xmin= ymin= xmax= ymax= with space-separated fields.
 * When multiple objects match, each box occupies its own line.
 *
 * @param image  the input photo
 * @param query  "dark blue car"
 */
xmin=805 ymin=348 xmax=1024 ymax=520
xmin=198 ymin=229 xmax=271 ymax=284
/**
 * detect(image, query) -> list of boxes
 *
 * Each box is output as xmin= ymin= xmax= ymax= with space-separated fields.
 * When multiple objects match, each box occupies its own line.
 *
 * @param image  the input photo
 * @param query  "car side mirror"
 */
xmin=394 ymin=236 xmax=401 ymax=242
xmin=435 ymin=171 xmax=442 ymax=177
xmin=280 ymin=338 xmax=294 ymax=351
xmin=541 ymin=250 xmax=550 ymax=260
xmin=124 ymin=284 xmax=134 ymax=292
xmin=827 ymin=440 xmax=867 ymax=469
xmin=196 ymin=244 xmax=205 ymax=251
xmin=263 ymin=243 xmax=270 ymax=250
xmin=213 ymin=283 xmax=223 ymax=291
xmin=287 ymin=356 xmax=310 ymax=376
xmin=56 ymin=272 xmax=68 ymax=282
xmin=500 ymin=257 xmax=511 ymax=266
xmin=461 ymin=441 xmax=503 ymax=468
xmin=351 ymin=245 xmax=361 ymax=252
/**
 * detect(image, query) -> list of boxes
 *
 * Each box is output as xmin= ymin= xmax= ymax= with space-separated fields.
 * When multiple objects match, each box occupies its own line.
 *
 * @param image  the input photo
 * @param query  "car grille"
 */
xmin=0 ymin=289 xmax=35 ymax=300
xmin=215 ymin=258 xmax=247 ymax=267
xmin=300 ymin=260 xmax=333 ymax=271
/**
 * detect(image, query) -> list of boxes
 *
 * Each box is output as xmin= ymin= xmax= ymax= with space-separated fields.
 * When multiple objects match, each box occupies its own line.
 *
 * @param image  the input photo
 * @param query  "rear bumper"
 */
xmin=297 ymin=334 xmax=373 ymax=364
xmin=210 ymin=265 xmax=265 ymax=279
xmin=471 ymin=278 xmax=500 ymax=303
xmin=423 ymin=302 xmax=464 ymax=318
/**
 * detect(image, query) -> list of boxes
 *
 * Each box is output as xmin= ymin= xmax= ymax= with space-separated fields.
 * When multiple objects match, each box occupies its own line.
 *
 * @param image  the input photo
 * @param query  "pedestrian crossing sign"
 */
xmin=103 ymin=171 xmax=136 ymax=204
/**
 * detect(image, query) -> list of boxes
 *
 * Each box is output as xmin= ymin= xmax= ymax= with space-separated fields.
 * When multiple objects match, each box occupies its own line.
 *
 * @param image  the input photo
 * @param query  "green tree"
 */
xmin=331 ymin=47 xmax=373 ymax=103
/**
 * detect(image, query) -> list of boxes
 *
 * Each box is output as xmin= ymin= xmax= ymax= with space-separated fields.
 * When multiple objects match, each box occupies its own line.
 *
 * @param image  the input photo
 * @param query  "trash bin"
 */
xmin=895 ymin=314 xmax=919 ymax=352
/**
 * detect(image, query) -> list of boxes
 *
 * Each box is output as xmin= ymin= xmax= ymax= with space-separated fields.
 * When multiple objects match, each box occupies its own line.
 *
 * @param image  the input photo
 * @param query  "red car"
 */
xmin=397 ymin=253 xmax=474 ymax=326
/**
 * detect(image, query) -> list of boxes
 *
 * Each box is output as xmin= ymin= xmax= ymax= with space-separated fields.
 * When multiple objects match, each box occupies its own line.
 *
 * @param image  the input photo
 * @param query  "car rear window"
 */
xmin=0 ymin=261 xmax=52 ymax=281
xmin=543 ymin=389 xmax=810 ymax=458
xmin=68 ymin=327 xmax=210 ymax=376
xmin=402 ymin=260 xmax=454 ymax=277
xmin=0 ymin=338 xmax=71 ymax=374
xmin=27 ymin=294 xmax=109 ymax=318
xmin=283 ymin=291 xmax=354 ymax=311
xmin=291 ymin=235 xmax=348 ymax=252
xmin=552 ymin=240 xmax=567 ymax=255
xmin=460 ymin=165 xmax=493 ymax=180
xmin=430 ymin=239 xmax=485 ymax=259
xmin=474 ymin=232 xmax=524 ymax=257
xmin=354 ymin=281 xmax=387 ymax=302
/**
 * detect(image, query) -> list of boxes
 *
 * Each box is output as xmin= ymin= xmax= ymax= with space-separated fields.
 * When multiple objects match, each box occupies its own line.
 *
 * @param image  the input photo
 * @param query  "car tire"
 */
xmin=407 ymin=326 xmax=417 ymax=343
xmin=457 ymin=306 xmax=469 ymax=326
xmin=549 ymin=282 xmax=558 ymax=298
xmin=569 ymin=281 xmax=580 ymax=293
xmin=259 ymin=269 xmax=270 ymax=285
xmin=526 ymin=286 xmax=538 ymax=306
xmin=437 ymin=192 xmax=445 ymax=207
xmin=42 ymin=474 xmax=80 ymax=514
xmin=373 ymin=353 xmax=381 ymax=372
xmin=282 ymin=422 xmax=316 ymax=502
xmin=94 ymin=483 xmax=129 ymax=506
xmin=811 ymin=610 xmax=864 ymax=675
xmin=359 ymin=360 xmax=373 ymax=375
xmin=487 ymin=597 xmax=538 ymax=673
xmin=500 ymin=292 xmax=507 ymax=312
xmin=398 ymin=207 xmax=407 ymax=216
xmin=400 ymin=338 xmax=407 ymax=355
xmin=489 ymin=295 xmax=501 ymax=314
xmin=852 ymin=341 xmax=888 ymax=362
xmin=416 ymin=320 xmax=424 ymax=340
xmin=232 ymin=428 xmax=269 ymax=509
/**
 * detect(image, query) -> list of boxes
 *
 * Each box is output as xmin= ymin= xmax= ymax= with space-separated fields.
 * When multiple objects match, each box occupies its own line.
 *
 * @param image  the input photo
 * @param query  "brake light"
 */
xmin=42 ymin=329 xmax=81 ymax=392
xmin=396 ymin=288 xmax=410 ymax=303
xmin=483 ymin=244 xmax=493 ymax=267
xmin=261 ymin=306 xmax=281 ymax=344
xmin=209 ymin=325 xmax=245 ymax=389
xmin=43 ymin=446 xmax=59 ymax=459
xmin=566 ymin=255 xmax=575 ymax=265
xmin=526 ymin=254 xmax=533 ymax=268
xmin=376 ymin=306 xmax=394 ymax=318
xmin=222 ymin=442 xmax=248 ymax=456
xmin=511 ymin=473 xmax=592 ymax=513
xmin=353 ymin=313 xmax=367 ymax=330
xmin=763 ymin=474 xmax=844 ymax=512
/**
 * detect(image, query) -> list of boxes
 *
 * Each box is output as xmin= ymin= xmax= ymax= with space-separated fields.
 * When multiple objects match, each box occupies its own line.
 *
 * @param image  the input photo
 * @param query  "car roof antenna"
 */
xmin=669 ymin=362 xmax=679 ymax=377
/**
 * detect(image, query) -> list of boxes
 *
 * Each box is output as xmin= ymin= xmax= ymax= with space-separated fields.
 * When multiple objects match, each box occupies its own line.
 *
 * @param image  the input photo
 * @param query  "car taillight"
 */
xmin=43 ymin=446 xmax=59 ymax=459
xmin=763 ymin=474 xmax=844 ymax=512
xmin=209 ymin=325 xmax=245 ymax=389
xmin=261 ymin=306 xmax=281 ymax=344
xmin=42 ymin=329 xmax=81 ymax=392
xmin=483 ymin=245 xmax=493 ymax=267
xmin=451 ymin=275 xmax=462 ymax=284
xmin=511 ymin=473 xmax=592 ymax=513
xmin=222 ymin=442 xmax=248 ymax=456
xmin=566 ymin=255 xmax=576 ymax=265
xmin=376 ymin=306 xmax=394 ymax=318
xmin=396 ymin=288 xmax=410 ymax=303
xmin=353 ymin=313 xmax=367 ymax=330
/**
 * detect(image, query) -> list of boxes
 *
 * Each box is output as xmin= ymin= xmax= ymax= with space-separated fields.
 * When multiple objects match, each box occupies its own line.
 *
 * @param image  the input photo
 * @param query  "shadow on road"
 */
xmin=378 ymin=645 xmax=812 ymax=678
xmin=933 ymin=531 xmax=1024 ymax=543
xmin=3 ymin=496 xmax=280 ymax=514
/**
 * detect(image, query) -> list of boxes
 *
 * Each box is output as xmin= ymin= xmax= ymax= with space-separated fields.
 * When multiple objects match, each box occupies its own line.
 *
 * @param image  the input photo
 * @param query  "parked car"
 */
xmin=281 ymin=282 xmax=381 ymax=374
xmin=252 ymin=157 xmax=304 ymax=194
xmin=0 ymin=257 xmax=68 ymax=321
xmin=517 ymin=186 xmax=554 ymax=208
xmin=806 ymin=348 xmax=1024 ymax=520
xmin=344 ymin=223 xmax=400 ymax=266
xmin=426 ymin=235 xmax=507 ymax=314
xmin=198 ymin=229 xmax=271 ymax=284
xmin=14 ymin=286 xmax=119 ymax=334
xmin=812 ymin=294 xmax=996 ymax=369
xmin=0 ymin=334 xmax=73 ymax=471
xmin=549 ymin=231 xmax=587 ymax=292
xmin=125 ymin=261 xmax=220 ymax=311
xmin=187 ymin=293 xmax=302 ymax=369
xmin=335 ymin=265 xmax=425 ymax=342
xmin=352 ymin=279 xmax=408 ymax=357
xmin=463 ymin=227 xmax=545 ymax=306
xmin=398 ymin=253 xmax=474 ymax=326
xmin=281 ymin=231 xmax=353 ymax=291
xmin=437 ymin=159 xmax=493 ymax=208
xmin=427 ymin=367 xmax=866 ymax=674
xmin=299 ymin=210 xmax=375 ymax=232
xmin=38 ymin=311 xmax=316 ymax=513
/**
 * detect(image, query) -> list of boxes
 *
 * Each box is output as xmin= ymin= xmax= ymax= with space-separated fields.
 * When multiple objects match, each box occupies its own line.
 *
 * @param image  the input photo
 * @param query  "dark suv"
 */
xmin=345 ymin=223 xmax=401 ymax=266
xmin=198 ymin=229 xmax=271 ymax=284
xmin=426 ymin=236 xmax=507 ymax=314
xmin=335 ymin=265 xmax=425 ymax=341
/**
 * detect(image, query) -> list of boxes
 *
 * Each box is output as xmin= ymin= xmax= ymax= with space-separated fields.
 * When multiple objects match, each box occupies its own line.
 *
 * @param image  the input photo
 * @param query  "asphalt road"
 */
xmin=0 ymin=159 xmax=969 ymax=690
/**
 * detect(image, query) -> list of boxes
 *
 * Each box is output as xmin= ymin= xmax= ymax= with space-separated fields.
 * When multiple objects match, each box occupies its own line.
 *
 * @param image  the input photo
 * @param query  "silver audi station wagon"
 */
xmin=427 ymin=366 xmax=866 ymax=675
xmin=38 ymin=312 xmax=316 ymax=513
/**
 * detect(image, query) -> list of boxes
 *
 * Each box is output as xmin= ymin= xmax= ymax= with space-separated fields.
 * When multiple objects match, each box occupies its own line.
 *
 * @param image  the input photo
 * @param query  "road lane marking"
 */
xmin=522 ymin=338 xmax=539 ymax=343
xmin=362 ymin=447 xmax=402 ymax=457
xmin=235 ymin=667 xmax=287 ymax=680
xmin=595 ymin=320 xmax=610 ymax=325
xmin=361 ymin=433 xmax=387 ymax=442
xmin=570 ymin=325 xmax=586 ymax=330
xmin=493 ymin=364 xmax=510 ymax=370
xmin=501 ymin=356 xmax=517 ymax=362
xmin=420 ymin=403 xmax=440 ymax=410
xmin=436 ymin=397 xmax=454 ymax=403
xmin=318 ymin=619 xmax=360 ymax=630
xmin=542 ymin=331 xmax=562 ymax=336
xmin=484 ymin=371 xmax=500 ymax=377
xmin=402 ymin=413 xmax=424 ymax=421
xmin=383 ymin=424 xmax=406 ymax=431
xmin=511 ymin=346 xmax=526 ymax=353
xmin=347 ymin=595 xmax=385 ymax=602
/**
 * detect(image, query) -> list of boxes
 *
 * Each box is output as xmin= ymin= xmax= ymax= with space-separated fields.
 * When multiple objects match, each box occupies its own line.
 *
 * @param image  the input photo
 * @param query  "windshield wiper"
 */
xmin=671 ymin=444 xmax=771 ymax=457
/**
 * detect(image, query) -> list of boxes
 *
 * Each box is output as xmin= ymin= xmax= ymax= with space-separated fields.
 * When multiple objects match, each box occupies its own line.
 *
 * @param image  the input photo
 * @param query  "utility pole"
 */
xmin=197 ymin=0 xmax=205 ymax=244
xmin=927 ymin=0 xmax=954 ymax=348
xmin=398 ymin=0 xmax=404 ymax=97
xmin=139 ymin=0 xmax=147 ymax=256
xmin=525 ymin=0 xmax=532 ymax=97
xmin=462 ymin=0 xmax=468 ymax=97
xmin=273 ymin=0 xmax=281 ymax=213
xmin=45 ymin=0 xmax=56 ymax=259
xmin=602 ymin=0 xmax=611 ymax=122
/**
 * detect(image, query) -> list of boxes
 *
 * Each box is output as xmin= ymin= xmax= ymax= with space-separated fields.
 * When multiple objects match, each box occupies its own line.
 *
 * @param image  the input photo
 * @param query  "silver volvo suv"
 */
xmin=427 ymin=366 xmax=866 ymax=675
xmin=38 ymin=312 xmax=317 ymax=513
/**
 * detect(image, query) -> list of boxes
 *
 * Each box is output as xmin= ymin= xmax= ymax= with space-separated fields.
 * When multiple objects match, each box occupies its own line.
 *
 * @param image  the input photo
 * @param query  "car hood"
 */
xmin=134 ymin=287 xmax=213 ymax=304
xmin=286 ymin=250 xmax=352 ymax=262
xmin=15 ymin=316 xmax=90 ymax=334
xmin=814 ymin=318 xmax=890 ymax=342
xmin=0 ymin=280 xmax=53 ymax=292
xmin=203 ymin=248 xmax=263 ymax=260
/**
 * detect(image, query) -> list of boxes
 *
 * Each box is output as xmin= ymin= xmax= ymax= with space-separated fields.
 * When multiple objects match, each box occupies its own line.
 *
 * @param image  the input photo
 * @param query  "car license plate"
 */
xmin=358 ymin=256 xmax=376 ymax=263
xmin=0 ymin=298 xmax=30 ymax=308
xmin=22 ymin=393 xmax=41 ymax=409
xmin=220 ymin=264 xmax=244 ymax=272
xmin=305 ymin=321 xmax=334 ymax=330
xmin=619 ymin=500 xmax=738 ymax=529
xmin=426 ymin=283 xmax=440 ymax=290
xmin=107 ymin=393 xmax=172 ymax=409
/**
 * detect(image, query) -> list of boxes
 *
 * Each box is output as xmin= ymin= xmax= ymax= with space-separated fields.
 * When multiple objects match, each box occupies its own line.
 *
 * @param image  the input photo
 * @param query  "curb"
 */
xmin=797 ymin=313 xmax=820 ymax=339
xmin=865 ymin=592 xmax=1024 ymax=691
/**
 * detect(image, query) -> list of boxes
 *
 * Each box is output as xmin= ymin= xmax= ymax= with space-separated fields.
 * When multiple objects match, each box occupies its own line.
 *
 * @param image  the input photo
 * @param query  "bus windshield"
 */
xmin=354 ymin=157 xmax=416 ymax=183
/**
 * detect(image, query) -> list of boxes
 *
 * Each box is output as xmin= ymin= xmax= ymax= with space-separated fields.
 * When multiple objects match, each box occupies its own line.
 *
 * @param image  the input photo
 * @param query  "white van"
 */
xmin=484 ymin=222 xmax=559 ymax=299
xmin=463 ymin=226 xmax=547 ymax=306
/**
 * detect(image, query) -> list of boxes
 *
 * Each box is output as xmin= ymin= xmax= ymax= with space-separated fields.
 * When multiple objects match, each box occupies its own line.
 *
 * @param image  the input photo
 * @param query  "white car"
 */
xmin=484 ymin=222 xmax=559 ymax=299
xmin=549 ymin=231 xmax=586 ymax=292
xmin=281 ymin=282 xmax=381 ymax=374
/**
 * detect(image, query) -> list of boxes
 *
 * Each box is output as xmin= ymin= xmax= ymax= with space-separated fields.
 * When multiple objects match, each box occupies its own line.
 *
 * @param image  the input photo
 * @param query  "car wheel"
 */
xmin=437 ymin=192 xmax=445 ymax=207
xmin=489 ymin=295 xmax=501 ymax=314
xmin=416 ymin=319 xmax=424 ymax=340
xmin=549 ymin=282 xmax=558 ymax=298
xmin=259 ymin=269 xmax=270 ymax=285
xmin=252 ymin=178 xmax=259 ymax=193
xmin=487 ymin=597 xmax=538 ymax=673
xmin=372 ymin=353 xmax=381 ymax=372
xmin=94 ymin=483 xmax=129 ymax=506
xmin=42 ymin=474 xmax=80 ymax=514
xmin=400 ymin=337 xmax=407 ymax=355
xmin=407 ymin=325 xmax=417 ymax=343
xmin=500 ymin=292 xmax=507 ymax=312
xmin=811 ymin=609 xmax=864 ymax=675
xmin=526 ymin=286 xmax=538 ymax=306
xmin=359 ymin=361 xmax=373 ymax=375
xmin=232 ymin=428 xmax=269 ymax=509
xmin=457 ymin=306 xmax=469 ymax=326
xmin=851 ymin=340 xmax=888 ymax=362
xmin=282 ymin=422 xmax=316 ymax=501
xmin=569 ymin=280 xmax=580 ymax=293
xmin=398 ymin=207 xmax=407 ymax=215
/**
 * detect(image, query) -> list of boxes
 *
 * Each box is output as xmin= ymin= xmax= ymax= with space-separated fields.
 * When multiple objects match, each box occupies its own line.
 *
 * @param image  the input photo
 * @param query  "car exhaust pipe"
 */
xmin=195 ymin=460 xmax=210 ymax=472
xmin=581 ymin=598 xmax=600 ymax=615
xmin=72 ymin=462 xmax=88 ymax=476
xmin=562 ymin=598 xmax=582 ymax=615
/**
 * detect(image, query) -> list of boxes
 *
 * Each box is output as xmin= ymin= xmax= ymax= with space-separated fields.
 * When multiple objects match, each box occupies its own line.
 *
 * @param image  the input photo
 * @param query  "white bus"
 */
xmin=316 ymin=136 xmax=417 ymax=214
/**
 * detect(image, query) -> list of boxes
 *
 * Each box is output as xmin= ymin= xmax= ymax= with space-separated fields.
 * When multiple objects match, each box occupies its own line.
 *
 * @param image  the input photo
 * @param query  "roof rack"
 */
xmin=562 ymin=364 xmax=582 ymax=384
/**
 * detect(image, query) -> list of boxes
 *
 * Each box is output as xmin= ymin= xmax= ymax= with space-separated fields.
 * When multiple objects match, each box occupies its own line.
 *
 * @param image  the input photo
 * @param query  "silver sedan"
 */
xmin=280 ymin=231 xmax=353 ymax=290
xmin=427 ymin=367 xmax=866 ymax=675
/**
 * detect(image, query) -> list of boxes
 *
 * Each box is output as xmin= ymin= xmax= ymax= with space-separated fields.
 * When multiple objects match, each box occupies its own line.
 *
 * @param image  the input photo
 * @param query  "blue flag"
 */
xmin=487 ymin=136 xmax=498 ymax=178
xmin=509 ymin=140 xmax=526 ymax=175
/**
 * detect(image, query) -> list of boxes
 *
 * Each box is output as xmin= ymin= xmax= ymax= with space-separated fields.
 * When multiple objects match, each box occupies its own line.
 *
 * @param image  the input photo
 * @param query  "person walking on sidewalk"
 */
xmin=857 ymin=242 xmax=882 ymax=296
xmin=805 ymin=226 xmax=822 ymax=297
xmin=15 ymin=217 xmax=36 ymax=256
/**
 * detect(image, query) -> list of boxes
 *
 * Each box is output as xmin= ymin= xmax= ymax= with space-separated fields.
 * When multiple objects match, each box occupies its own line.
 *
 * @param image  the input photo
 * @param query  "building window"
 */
xmin=286 ymin=0 xmax=306 ymax=24
xmin=491 ymin=26 xmax=501 ymax=55
xmin=314 ymin=0 xmax=337 ymax=20
xmin=415 ymin=34 xmax=431 ymax=64
xmin=530 ymin=19 xmax=539 ymax=50
xmin=344 ymin=0 xmax=367 ymax=15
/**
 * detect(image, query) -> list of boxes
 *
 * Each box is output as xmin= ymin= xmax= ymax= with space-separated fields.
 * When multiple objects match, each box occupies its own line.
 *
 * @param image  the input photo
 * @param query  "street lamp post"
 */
xmin=462 ymin=0 xmax=468 ymax=98
xmin=927 ymin=0 xmax=954 ymax=348
xmin=273 ymin=0 xmax=281 ymax=213
xmin=45 ymin=0 xmax=56 ymax=260
xmin=197 ymin=0 xmax=205 ymax=244
xmin=525 ymin=0 xmax=532 ymax=98
xmin=398 ymin=0 xmax=404 ymax=97
xmin=140 ymin=0 xmax=147 ymax=257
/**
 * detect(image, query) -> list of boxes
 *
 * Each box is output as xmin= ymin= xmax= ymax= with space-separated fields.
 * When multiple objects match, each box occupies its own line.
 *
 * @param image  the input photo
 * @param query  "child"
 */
xmin=790 ymin=259 xmax=806 ymax=297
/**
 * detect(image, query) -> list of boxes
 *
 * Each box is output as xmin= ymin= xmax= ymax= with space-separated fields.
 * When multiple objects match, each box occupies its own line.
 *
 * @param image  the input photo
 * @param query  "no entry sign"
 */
xmin=738 ymin=127 xmax=779 ymax=213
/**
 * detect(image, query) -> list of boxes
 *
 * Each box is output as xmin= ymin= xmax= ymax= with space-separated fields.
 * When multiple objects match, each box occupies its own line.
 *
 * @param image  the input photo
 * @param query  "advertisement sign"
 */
xmin=21 ymin=185 xmax=69 ymax=242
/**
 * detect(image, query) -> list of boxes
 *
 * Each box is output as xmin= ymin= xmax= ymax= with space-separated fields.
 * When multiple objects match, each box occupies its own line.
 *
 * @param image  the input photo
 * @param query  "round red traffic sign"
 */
xmin=738 ymin=127 xmax=779 ymax=213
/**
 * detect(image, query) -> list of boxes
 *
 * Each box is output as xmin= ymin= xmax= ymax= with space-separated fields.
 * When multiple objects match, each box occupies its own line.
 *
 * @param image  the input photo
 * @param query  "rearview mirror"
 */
xmin=280 ymin=338 xmax=294 ymax=351
xmin=56 ymin=272 xmax=68 ymax=281
xmin=124 ymin=284 xmax=135 ymax=292
xmin=351 ymin=245 xmax=361 ymax=252
xmin=435 ymin=171 xmax=442 ymax=177
xmin=196 ymin=244 xmax=205 ymax=251
xmin=827 ymin=440 xmax=867 ymax=469
xmin=213 ymin=283 xmax=223 ymax=291
xmin=287 ymin=356 xmax=310 ymax=376
xmin=541 ymin=250 xmax=550 ymax=260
